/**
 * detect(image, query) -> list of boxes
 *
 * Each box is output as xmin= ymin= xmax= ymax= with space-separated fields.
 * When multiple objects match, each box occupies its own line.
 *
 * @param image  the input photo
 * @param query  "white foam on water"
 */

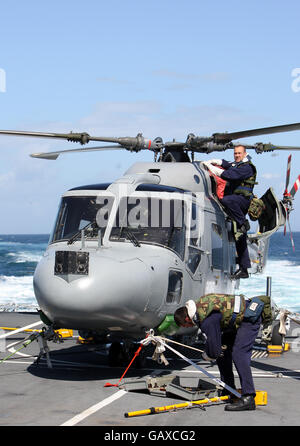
xmin=6 ymin=252 xmax=42 ymax=263
xmin=0 ymin=275 xmax=37 ymax=311
xmin=238 ymin=259 xmax=300 ymax=312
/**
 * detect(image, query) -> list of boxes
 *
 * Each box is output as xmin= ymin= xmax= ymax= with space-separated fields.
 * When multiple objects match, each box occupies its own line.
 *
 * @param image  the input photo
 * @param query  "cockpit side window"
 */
xmin=50 ymin=195 xmax=114 ymax=243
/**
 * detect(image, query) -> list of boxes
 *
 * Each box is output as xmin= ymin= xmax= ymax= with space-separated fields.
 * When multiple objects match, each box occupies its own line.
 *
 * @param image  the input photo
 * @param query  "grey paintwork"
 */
xmin=33 ymin=161 xmax=284 ymax=339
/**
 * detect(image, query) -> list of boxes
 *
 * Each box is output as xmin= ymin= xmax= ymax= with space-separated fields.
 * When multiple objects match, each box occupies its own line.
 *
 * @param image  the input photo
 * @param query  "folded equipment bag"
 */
xmin=244 ymin=296 xmax=264 ymax=323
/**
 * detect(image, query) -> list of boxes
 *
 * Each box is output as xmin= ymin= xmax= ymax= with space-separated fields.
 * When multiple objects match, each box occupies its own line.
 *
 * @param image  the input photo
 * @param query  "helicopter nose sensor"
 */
xmin=54 ymin=251 xmax=89 ymax=276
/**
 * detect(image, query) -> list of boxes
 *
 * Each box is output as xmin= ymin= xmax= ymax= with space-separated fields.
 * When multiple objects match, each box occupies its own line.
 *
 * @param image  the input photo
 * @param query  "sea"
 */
xmin=0 ymin=232 xmax=300 ymax=313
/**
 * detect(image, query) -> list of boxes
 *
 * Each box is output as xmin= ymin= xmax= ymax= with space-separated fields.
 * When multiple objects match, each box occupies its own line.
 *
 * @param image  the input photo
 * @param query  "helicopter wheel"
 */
xmin=271 ymin=322 xmax=286 ymax=348
xmin=108 ymin=342 xmax=128 ymax=367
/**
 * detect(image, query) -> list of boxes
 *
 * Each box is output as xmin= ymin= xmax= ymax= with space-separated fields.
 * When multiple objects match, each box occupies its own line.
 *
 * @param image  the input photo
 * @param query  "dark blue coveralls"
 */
xmin=219 ymin=159 xmax=255 ymax=271
xmin=200 ymin=307 xmax=261 ymax=396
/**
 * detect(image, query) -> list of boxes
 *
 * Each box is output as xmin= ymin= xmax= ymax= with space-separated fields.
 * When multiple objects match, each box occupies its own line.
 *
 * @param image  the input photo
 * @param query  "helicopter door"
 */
xmin=201 ymin=221 xmax=225 ymax=293
xmin=248 ymin=187 xmax=286 ymax=240
xmin=246 ymin=188 xmax=286 ymax=274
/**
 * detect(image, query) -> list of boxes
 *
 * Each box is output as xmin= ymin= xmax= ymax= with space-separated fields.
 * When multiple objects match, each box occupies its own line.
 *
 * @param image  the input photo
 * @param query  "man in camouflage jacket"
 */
xmin=174 ymin=293 xmax=271 ymax=411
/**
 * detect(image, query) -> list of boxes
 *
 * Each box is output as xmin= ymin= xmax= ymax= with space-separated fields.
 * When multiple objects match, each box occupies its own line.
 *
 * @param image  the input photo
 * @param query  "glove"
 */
xmin=208 ymin=158 xmax=222 ymax=165
xmin=208 ymin=164 xmax=223 ymax=177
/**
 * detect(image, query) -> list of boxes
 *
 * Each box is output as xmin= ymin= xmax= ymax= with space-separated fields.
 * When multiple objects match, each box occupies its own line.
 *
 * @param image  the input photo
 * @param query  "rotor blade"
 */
xmin=289 ymin=175 xmax=300 ymax=198
xmin=287 ymin=214 xmax=296 ymax=252
xmin=0 ymin=129 xmax=139 ymax=146
xmin=0 ymin=129 xmax=163 ymax=151
xmin=213 ymin=122 xmax=300 ymax=143
xmin=284 ymin=154 xmax=292 ymax=195
xmin=30 ymin=145 xmax=124 ymax=160
xmin=0 ymin=129 xmax=92 ymax=145
xmin=186 ymin=140 xmax=300 ymax=154
xmin=244 ymin=143 xmax=300 ymax=154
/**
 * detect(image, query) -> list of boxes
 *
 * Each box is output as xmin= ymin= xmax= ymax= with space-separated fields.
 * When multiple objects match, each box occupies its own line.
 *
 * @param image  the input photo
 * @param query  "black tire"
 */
xmin=108 ymin=342 xmax=127 ymax=367
xmin=271 ymin=322 xmax=285 ymax=347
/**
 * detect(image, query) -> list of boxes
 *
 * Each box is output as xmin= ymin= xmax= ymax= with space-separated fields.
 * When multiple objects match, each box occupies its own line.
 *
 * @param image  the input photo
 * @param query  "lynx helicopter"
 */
xmin=1 ymin=123 xmax=300 ymax=361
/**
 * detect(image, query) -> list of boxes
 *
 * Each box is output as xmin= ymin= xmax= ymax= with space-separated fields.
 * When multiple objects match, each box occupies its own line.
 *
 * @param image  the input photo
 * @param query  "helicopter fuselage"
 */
xmin=33 ymin=161 xmax=240 ymax=339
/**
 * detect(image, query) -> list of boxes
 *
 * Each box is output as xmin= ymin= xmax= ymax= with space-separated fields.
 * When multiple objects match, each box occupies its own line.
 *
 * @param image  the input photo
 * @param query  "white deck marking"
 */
xmin=60 ymin=389 xmax=127 ymax=426
xmin=7 ymin=342 xmax=32 ymax=357
xmin=0 ymin=321 xmax=43 ymax=339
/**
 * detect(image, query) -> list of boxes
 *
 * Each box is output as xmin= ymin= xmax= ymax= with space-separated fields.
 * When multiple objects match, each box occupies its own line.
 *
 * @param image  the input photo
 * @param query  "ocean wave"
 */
xmin=6 ymin=252 xmax=43 ymax=263
xmin=0 ymin=275 xmax=36 ymax=302
xmin=239 ymin=259 xmax=300 ymax=312
xmin=0 ymin=241 xmax=28 ymax=246
xmin=0 ymin=302 xmax=39 ymax=312
xmin=0 ymin=241 xmax=48 ymax=251
xmin=0 ymin=241 xmax=45 ymax=247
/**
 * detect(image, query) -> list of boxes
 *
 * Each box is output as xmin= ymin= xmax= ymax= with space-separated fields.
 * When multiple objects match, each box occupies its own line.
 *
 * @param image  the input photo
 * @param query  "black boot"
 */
xmin=218 ymin=388 xmax=240 ymax=404
xmin=224 ymin=395 xmax=256 ymax=411
xmin=231 ymin=268 xmax=249 ymax=280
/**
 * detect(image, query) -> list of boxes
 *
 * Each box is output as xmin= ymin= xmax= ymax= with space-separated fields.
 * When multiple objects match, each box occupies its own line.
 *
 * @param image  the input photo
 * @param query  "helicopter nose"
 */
xmin=33 ymin=251 xmax=154 ymax=332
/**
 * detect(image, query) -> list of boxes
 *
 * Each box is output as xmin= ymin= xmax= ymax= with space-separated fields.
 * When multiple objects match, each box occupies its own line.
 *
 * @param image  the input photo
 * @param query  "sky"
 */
xmin=0 ymin=0 xmax=300 ymax=233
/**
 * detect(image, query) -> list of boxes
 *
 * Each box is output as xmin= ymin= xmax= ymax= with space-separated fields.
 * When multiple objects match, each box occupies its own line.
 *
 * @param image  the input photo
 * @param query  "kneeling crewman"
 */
xmin=174 ymin=293 xmax=271 ymax=411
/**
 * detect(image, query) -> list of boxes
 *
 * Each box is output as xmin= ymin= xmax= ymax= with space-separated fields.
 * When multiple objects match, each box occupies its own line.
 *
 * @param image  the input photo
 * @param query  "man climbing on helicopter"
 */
xmin=202 ymin=145 xmax=257 ymax=280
